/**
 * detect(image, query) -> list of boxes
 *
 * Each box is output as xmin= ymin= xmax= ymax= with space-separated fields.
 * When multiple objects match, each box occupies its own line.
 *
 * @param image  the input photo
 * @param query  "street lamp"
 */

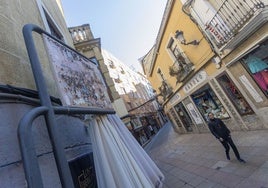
xmin=175 ymin=30 xmax=200 ymax=46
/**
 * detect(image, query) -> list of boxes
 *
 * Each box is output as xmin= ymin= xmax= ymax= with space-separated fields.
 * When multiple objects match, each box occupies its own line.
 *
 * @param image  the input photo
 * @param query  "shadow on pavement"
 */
xmin=144 ymin=121 xmax=172 ymax=152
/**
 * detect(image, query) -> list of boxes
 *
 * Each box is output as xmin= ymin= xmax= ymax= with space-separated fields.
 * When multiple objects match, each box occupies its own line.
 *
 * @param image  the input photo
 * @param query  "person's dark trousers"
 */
xmin=220 ymin=137 xmax=241 ymax=160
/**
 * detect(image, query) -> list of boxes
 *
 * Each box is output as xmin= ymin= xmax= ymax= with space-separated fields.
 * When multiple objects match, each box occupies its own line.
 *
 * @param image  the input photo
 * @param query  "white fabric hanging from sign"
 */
xmin=89 ymin=114 xmax=164 ymax=188
xmin=42 ymin=34 xmax=164 ymax=187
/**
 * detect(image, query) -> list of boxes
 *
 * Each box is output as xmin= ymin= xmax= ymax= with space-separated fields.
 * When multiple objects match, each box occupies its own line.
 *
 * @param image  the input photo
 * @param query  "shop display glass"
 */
xmin=174 ymin=103 xmax=193 ymax=132
xmin=217 ymin=73 xmax=253 ymax=115
xmin=242 ymin=40 xmax=268 ymax=96
xmin=191 ymin=84 xmax=228 ymax=121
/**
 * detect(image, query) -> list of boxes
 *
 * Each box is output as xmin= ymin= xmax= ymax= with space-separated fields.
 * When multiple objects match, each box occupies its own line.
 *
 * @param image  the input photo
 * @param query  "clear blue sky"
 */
xmin=61 ymin=0 xmax=166 ymax=72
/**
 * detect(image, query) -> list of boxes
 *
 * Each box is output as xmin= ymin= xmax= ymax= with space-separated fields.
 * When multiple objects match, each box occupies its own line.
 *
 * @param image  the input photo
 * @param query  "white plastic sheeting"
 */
xmin=89 ymin=114 xmax=164 ymax=188
xmin=43 ymin=33 xmax=164 ymax=187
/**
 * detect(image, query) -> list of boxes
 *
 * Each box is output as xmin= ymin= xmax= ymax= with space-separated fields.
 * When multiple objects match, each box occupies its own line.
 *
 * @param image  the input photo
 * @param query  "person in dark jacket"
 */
xmin=207 ymin=112 xmax=245 ymax=163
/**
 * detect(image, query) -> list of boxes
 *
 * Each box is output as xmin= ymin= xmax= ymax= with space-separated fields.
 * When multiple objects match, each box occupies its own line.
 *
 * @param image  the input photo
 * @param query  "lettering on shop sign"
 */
xmin=239 ymin=75 xmax=263 ymax=103
xmin=205 ymin=24 xmax=225 ymax=44
xmin=186 ymin=103 xmax=203 ymax=125
xmin=183 ymin=70 xmax=207 ymax=93
xmin=169 ymin=94 xmax=181 ymax=105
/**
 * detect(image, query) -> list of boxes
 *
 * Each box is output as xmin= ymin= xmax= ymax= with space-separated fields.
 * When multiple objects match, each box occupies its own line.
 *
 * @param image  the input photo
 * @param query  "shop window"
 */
xmin=191 ymin=84 xmax=228 ymax=121
xmin=169 ymin=108 xmax=182 ymax=127
xmin=217 ymin=73 xmax=253 ymax=115
xmin=241 ymin=40 xmax=268 ymax=96
xmin=174 ymin=103 xmax=193 ymax=132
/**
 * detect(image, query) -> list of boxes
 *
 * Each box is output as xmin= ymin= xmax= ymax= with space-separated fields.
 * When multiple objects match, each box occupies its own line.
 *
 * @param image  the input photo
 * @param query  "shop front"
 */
xmin=241 ymin=40 xmax=268 ymax=96
xmin=223 ymin=38 xmax=268 ymax=129
xmin=191 ymin=84 xmax=229 ymax=121
xmin=167 ymin=71 xmax=209 ymax=133
xmin=174 ymin=102 xmax=193 ymax=132
xmin=166 ymin=61 xmax=267 ymax=134
xmin=189 ymin=81 xmax=249 ymax=131
xmin=167 ymin=36 xmax=268 ymax=134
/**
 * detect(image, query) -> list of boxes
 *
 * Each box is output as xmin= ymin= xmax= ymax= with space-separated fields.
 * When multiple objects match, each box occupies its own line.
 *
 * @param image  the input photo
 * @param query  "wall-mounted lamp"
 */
xmin=175 ymin=30 xmax=200 ymax=46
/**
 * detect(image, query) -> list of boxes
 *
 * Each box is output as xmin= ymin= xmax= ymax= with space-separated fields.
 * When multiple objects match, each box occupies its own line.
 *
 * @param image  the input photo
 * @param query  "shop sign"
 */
xmin=239 ymin=75 xmax=263 ymax=103
xmin=183 ymin=71 xmax=207 ymax=93
xmin=205 ymin=24 xmax=225 ymax=44
xmin=169 ymin=94 xmax=181 ymax=105
xmin=43 ymin=35 xmax=112 ymax=109
xmin=186 ymin=103 xmax=203 ymax=124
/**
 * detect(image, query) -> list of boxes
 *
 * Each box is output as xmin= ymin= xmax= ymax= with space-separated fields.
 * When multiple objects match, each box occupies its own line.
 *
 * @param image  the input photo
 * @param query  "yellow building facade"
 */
xmin=142 ymin=0 xmax=268 ymax=134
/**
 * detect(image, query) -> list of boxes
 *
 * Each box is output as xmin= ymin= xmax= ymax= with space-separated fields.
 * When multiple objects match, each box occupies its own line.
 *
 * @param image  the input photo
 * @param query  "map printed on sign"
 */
xmin=43 ymin=35 xmax=112 ymax=109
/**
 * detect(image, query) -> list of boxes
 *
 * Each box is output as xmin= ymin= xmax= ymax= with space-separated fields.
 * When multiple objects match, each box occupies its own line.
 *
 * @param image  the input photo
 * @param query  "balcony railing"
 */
xmin=69 ymin=26 xmax=90 ymax=43
xmin=205 ymin=0 xmax=265 ymax=48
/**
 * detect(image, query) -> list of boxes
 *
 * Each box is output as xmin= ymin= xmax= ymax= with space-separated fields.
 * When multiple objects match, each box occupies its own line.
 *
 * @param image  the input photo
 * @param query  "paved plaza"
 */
xmin=145 ymin=122 xmax=268 ymax=188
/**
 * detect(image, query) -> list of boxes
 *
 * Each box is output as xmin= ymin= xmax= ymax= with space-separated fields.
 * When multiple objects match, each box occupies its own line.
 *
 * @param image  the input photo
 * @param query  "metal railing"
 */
xmin=205 ymin=0 xmax=265 ymax=48
xmin=18 ymin=24 xmax=115 ymax=188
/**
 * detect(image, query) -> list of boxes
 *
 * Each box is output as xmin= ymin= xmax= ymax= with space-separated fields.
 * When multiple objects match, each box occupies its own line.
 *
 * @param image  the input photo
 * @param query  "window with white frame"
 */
xmin=37 ymin=0 xmax=64 ymax=41
xmin=167 ymin=38 xmax=181 ymax=60
xmin=43 ymin=9 xmax=63 ymax=41
xmin=167 ymin=37 xmax=194 ymax=83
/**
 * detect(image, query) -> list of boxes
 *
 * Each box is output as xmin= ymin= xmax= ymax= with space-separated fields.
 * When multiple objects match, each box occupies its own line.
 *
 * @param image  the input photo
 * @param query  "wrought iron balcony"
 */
xmin=204 ymin=0 xmax=266 ymax=49
xmin=169 ymin=61 xmax=194 ymax=84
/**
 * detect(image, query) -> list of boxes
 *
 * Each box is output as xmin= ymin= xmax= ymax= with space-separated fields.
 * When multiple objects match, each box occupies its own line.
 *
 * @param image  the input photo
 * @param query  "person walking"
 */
xmin=207 ymin=112 xmax=245 ymax=163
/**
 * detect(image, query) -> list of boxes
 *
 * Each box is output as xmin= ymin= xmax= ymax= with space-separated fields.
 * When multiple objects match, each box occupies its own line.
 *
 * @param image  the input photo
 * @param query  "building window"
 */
xmin=191 ymin=84 xmax=228 ymax=121
xmin=217 ymin=73 xmax=253 ymax=115
xmin=157 ymin=68 xmax=165 ymax=81
xmin=43 ymin=8 xmax=63 ymax=41
xmin=114 ymin=75 xmax=122 ymax=83
xmin=120 ymin=66 xmax=125 ymax=74
xmin=168 ymin=38 xmax=181 ymax=60
xmin=241 ymin=40 xmax=268 ymax=96
xmin=167 ymin=38 xmax=194 ymax=83
xmin=89 ymin=57 xmax=98 ymax=65
xmin=108 ymin=60 xmax=116 ymax=69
